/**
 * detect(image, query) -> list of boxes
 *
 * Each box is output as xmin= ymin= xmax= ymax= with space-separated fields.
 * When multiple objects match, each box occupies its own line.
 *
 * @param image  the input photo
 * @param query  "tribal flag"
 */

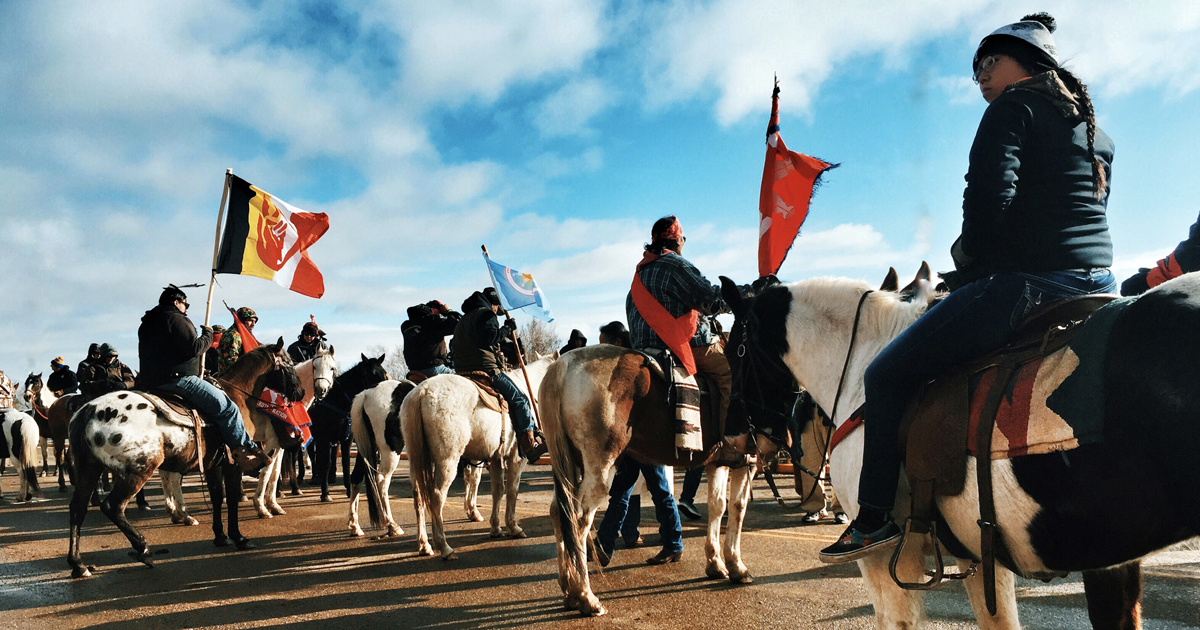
xmin=216 ymin=175 xmax=330 ymax=298
xmin=228 ymin=306 xmax=260 ymax=352
xmin=758 ymin=82 xmax=837 ymax=277
xmin=483 ymin=254 xmax=554 ymax=322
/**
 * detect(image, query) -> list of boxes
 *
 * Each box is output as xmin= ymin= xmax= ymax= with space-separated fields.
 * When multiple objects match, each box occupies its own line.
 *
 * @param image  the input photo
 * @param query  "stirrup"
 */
xmin=889 ymin=517 xmax=979 ymax=590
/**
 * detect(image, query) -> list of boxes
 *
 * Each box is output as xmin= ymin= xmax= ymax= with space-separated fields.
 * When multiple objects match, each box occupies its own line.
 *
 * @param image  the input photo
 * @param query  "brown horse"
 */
xmin=540 ymin=344 xmax=756 ymax=617
xmin=22 ymin=374 xmax=72 ymax=489
xmin=67 ymin=339 xmax=301 ymax=578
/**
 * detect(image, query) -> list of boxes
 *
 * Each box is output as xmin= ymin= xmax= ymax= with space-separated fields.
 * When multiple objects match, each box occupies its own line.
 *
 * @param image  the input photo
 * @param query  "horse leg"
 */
xmin=430 ymin=458 xmax=460 ymax=560
xmin=504 ymin=454 xmax=526 ymax=539
xmin=570 ymin=466 xmax=612 ymax=617
xmin=98 ymin=474 xmax=155 ymax=568
xmin=56 ymin=440 xmax=69 ymax=491
xmin=1082 ymin=562 xmax=1142 ymax=630
xmin=722 ymin=465 xmax=755 ymax=584
xmin=317 ymin=441 xmax=333 ymax=502
xmin=962 ymin=559 xmax=1020 ymax=630
xmin=704 ymin=464 xmax=730 ymax=579
xmin=254 ymin=449 xmax=284 ymax=518
xmin=379 ymin=451 xmax=402 ymax=537
xmin=485 ymin=460 xmax=505 ymax=537
xmin=225 ymin=463 xmax=254 ymax=550
xmin=40 ymin=437 xmax=49 ymax=476
xmin=67 ymin=459 xmax=103 ymax=578
xmin=859 ymin=552 xmax=926 ymax=629
xmin=208 ymin=465 xmax=231 ymax=547
xmin=348 ymin=475 xmax=365 ymax=537
xmin=464 ymin=464 xmax=484 ymax=522
xmin=160 ymin=470 xmax=198 ymax=525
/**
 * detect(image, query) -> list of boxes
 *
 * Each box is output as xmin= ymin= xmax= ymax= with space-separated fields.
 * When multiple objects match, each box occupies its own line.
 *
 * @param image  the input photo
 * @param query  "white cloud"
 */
xmin=533 ymin=78 xmax=615 ymax=137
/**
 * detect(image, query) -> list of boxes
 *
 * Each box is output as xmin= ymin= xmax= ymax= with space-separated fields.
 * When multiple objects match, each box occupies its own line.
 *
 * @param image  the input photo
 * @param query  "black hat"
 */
xmin=88 ymin=343 xmax=100 ymax=356
xmin=302 ymin=322 xmax=321 ymax=336
xmin=482 ymin=287 xmax=502 ymax=307
xmin=99 ymin=343 xmax=118 ymax=357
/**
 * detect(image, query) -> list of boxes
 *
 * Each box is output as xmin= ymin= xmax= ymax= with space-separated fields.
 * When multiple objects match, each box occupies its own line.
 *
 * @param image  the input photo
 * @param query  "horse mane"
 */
xmin=219 ymin=345 xmax=278 ymax=385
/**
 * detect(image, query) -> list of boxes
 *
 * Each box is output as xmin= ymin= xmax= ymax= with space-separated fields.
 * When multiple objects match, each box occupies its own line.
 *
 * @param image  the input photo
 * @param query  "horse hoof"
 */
xmin=441 ymin=551 xmax=458 ymax=561
xmin=213 ymin=535 xmax=232 ymax=548
xmin=706 ymin=566 xmax=729 ymax=580
xmin=235 ymin=537 xmax=256 ymax=551
xmin=510 ymin=529 xmax=527 ymax=540
xmin=490 ymin=530 xmax=505 ymax=539
xmin=578 ymin=601 xmax=606 ymax=617
xmin=320 ymin=495 xmax=332 ymax=503
xmin=269 ymin=506 xmax=286 ymax=516
xmin=71 ymin=566 xmax=93 ymax=579
xmin=290 ymin=489 xmax=303 ymax=496
xmin=729 ymin=572 xmax=753 ymax=585
xmin=468 ymin=511 xmax=484 ymax=522
xmin=256 ymin=510 xmax=272 ymax=519
xmin=351 ymin=528 xmax=365 ymax=538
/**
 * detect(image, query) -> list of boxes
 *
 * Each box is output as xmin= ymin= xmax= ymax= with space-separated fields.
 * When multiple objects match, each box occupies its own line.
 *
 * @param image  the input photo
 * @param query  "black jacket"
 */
xmin=402 ymin=307 xmax=461 ymax=370
xmin=450 ymin=293 xmax=512 ymax=375
xmin=79 ymin=360 xmax=136 ymax=399
xmin=137 ymin=304 xmax=213 ymax=390
xmin=287 ymin=337 xmax=322 ymax=364
xmin=958 ymin=72 xmax=1114 ymax=281
xmin=47 ymin=368 xmax=79 ymax=396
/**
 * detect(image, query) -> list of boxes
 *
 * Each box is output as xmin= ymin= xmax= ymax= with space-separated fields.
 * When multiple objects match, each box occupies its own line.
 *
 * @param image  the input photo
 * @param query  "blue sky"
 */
xmin=2 ymin=1 xmax=1199 ymax=374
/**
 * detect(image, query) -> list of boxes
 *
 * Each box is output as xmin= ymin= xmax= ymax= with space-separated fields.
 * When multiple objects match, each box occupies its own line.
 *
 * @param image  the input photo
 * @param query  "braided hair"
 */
xmin=1018 ymin=13 xmax=1108 ymax=200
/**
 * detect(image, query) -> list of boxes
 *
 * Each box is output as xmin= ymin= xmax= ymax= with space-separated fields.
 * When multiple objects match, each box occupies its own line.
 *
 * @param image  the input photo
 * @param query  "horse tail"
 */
xmin=543 ymin=359 xmax=588 ymax=582
xmin=12 ymin=416 xmax=42 ymax=499
xmin=351 ymin=392 xmax=384 ymax=530
xmin=403 ymin=386 xmax=434 ymax=525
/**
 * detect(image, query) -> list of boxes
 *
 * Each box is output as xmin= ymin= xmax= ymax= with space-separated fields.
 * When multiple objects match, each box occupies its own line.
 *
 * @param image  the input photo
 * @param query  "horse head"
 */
xmin=308 ymin=343 xmax=338 ymax=401
xmin=354 ymin=353 xmax=390 ymax=390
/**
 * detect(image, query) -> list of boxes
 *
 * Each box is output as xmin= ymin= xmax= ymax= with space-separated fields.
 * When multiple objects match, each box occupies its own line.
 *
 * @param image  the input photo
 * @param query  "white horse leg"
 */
xmin=266 ymin=453 xmax=285 ymax=514
xmin=488 ymin=459 xmax=505 ymax=538
xmin=379 ymin=449 xmax=403 ymax=537
xmin=859 ymin=552 xmax=926 ymax=629
xmin=430 ymin=458 xmax=459 ymax=560
xmin=348 ymin=475 xmax=364 ymax=537
xmin=160 ymin=470 xmax=198 ymax=526
xmin=463 ymin=464 xmax=484 ymax=522
xmin=253 ymin=449 xmax=278 ymax=518
xmin=504 ymin=455 xmax=526 ymax=539
xmin=723 ymin=465 xmax=755 ymax=584
xmin=571 ymin=464 xmax=613 ymax=617
xmin=962 ymin=561 xmax=1020 ymax=630
xmin=705 ymin=464 xmax=730 ymax=579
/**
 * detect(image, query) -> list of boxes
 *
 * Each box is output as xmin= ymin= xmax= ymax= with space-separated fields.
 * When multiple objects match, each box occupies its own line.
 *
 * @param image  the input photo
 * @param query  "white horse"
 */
xmin=19 ymin=373 xmax=59 ymax=477
xmin=404 ymin=357 xmax=554 ymax=559
xmin=0 ymin=408 xmax=43 ymax=502
xmin=252 ymin=343 xmax=337 ymax=518
xmin=346 ymin=379 xmax=415 ymax=537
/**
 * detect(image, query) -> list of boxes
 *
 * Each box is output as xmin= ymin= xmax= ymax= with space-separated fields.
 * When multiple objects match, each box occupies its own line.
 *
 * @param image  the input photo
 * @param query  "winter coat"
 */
xmin=137 ymin=304 xmax=213 ymax=390
xmin=47 ymin=368 xmax=79 ymax=396
xmin=79 ymin=360 xmax=136 ymax=399
xmin=216 ymin=328 xmax=244 ymax=374
xmin=957 ymin=71 xmax=1114 ymax=282
xmin=287 ymin=337 xmax=322 ymax=364
xmin=402 ymin=307 xmax=461 ymax=370
xmin=450 ymin=292 xmax=513 ymax=376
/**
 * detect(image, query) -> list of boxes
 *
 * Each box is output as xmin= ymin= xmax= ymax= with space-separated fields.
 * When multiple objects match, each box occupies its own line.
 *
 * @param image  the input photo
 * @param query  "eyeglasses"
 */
xmin=178 ymin=300 xmax=190 ymax=309
xmin=973 ymin=55 xmax=999 ymax=84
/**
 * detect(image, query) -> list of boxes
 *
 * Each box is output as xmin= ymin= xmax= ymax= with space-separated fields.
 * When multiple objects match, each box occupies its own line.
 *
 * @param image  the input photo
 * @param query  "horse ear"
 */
xmin=275 ymin=336 xmax=285 ymax=349
xmin=361 ymin=353 xmax=369 ymax=362
xmin=899 ymin=262 xmax=934 ymax=302
xmin=720 ymin=276 xmax=745 ymax=317
xmin=880 ymin=267 xmax=899 ymax=292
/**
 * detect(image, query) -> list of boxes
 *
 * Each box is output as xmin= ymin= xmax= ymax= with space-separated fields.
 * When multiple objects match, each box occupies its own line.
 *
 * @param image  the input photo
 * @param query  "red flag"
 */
xmin=229 ymin=307 xmax=260 ymax=352
xmin=758 ymin=82 xmax=837 ymax=277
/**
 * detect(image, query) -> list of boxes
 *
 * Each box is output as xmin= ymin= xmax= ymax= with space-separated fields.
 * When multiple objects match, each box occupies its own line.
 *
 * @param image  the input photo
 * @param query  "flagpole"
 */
xmin=199 ymin=168 xmax=233 ymax=374
xmin=481 ymin=245 xmax=542 ymax=430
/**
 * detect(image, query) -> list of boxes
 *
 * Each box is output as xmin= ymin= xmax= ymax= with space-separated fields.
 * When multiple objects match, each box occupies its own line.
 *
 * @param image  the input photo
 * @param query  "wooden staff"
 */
xmin=199 ymin=168 xmax=232 ymax=376
xmin=481 ymin=245 xmax=542 ymax=428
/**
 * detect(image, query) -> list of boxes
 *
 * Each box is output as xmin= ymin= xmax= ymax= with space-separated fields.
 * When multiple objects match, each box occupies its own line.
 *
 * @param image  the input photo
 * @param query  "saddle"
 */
xmin=635 ymin=348 xmax=730 ymax=460
xmin=140 ymin=390 xmax=206 ymax=429
xmin=457 ymin=372 xmax=508 ymax=414
xmin=406 ymin=370 xmax=428 ymax=384
xmin=894 ymin=294 xmax=1118 ymax=611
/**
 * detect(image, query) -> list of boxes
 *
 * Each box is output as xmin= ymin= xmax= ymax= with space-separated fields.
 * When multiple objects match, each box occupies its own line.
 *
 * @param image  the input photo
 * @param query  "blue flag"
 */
xmin=484 ymin=254 xmax=554 ymax=322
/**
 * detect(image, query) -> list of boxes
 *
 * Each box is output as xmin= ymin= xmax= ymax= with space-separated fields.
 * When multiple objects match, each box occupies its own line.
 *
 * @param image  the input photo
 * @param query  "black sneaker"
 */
xmin=819 ymin=519 xmax=902 ymax=564
xmin=677 ymin=500 xmax=702 ymax=521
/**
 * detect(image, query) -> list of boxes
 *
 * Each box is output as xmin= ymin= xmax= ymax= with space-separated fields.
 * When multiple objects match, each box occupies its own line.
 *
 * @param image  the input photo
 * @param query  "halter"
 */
xmin=310 ymin=353 xmax=335 ymax=398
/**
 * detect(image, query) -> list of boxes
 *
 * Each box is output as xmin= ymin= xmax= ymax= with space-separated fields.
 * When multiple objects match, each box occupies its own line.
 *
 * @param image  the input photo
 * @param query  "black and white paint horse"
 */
xmin=720 ymin=268 xmax=1200 ymax=629
xmin=0 ymin=408 xmax=43 ymax=502
xmin=308 ymin=354 xmax=390 ymax=503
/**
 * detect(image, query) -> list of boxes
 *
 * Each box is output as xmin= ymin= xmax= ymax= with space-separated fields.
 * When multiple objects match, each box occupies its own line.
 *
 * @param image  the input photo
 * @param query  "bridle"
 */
xmin=310 ymin=353 xmax=335 ymax=399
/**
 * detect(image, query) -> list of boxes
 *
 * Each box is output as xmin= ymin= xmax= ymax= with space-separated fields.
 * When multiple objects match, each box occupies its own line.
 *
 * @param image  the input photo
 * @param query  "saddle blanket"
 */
xmin=256 ymin=388 xmax=312 ymax=446
xmin=966 ymin=297 xmax=1131 ymax=459
xmin=458 ymin=372 xmax=508 ymax=414
xmin=672 ymin=365 xmax=703 ymax=452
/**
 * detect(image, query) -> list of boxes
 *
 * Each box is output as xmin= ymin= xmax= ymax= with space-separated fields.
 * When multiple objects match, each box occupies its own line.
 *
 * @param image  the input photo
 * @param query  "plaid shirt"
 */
xmin=626 ymin=252 xmax=726 ymax=350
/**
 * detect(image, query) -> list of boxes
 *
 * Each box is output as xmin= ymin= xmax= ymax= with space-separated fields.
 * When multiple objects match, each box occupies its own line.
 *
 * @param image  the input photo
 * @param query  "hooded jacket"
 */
xmin=137 ymin=304 xmax=213 ymax=390
xmin=47 ymin=367 xmax=79 ymax=396
xmin=450 ymin=292 xmax=512 ymax=375
xmin=957 ymin=70 xmax=1114 ymax=280
xmin=402 ymin=305 xmax=461 ymax=370
xmin=79 ymin=359 xmax=136 ymax=398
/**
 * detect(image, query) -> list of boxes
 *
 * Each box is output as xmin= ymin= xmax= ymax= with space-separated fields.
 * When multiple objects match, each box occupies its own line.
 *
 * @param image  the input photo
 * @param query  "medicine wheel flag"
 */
xmin=215 ymin=175 xmax=330 ymax=298
xmin=758 ymin=82 xmax=838 ymax=277
xmin=483 ymin=254 xmax=553 ymax=322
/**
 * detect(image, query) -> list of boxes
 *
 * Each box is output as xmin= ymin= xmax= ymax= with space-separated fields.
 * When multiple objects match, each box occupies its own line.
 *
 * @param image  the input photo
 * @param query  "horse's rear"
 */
xmin=348 ymin=380 xmax=413 ymax=538
xmin=0 ymin=409 xmax=43 ymax=502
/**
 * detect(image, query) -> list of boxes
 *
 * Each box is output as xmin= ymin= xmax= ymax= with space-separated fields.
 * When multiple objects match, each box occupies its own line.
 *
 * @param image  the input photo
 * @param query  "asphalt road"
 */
xmin=1 ymin=464 xmax=1198 ymax=629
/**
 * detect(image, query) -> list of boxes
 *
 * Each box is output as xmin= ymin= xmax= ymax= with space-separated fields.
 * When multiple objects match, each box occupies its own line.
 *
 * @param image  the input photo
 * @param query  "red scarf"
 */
xmin=631 ymin=250 xmax=699 ymax=375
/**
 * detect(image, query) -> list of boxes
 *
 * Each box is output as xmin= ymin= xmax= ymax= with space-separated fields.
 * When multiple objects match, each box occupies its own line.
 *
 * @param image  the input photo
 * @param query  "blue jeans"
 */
xmin=680 ymin=466 xmax=703 ymax=504
xmin=158 ymin=375 xmax=252 ymax=450
xmin=492 ymin=372 xmax=535 ymax=434
xmin=858 ymin=269 xmax=1116 ymax=512
xmin=597 ymin=455 xmax=683 ymax=555
xmin=420 ymin=365 xmax=454 ymax=378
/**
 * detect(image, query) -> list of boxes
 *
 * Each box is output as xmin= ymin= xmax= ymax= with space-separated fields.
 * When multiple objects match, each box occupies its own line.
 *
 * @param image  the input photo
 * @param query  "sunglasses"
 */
xmin=973 ymin=55 xmax=999 ymax=84
xmin=178 ymin=300 xmax=190 ymax=309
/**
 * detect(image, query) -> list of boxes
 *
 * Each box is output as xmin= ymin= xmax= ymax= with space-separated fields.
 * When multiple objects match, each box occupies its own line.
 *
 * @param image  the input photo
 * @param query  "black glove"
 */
xmin=750 ymin=274 xmax=780 ymax=294
xmin=500 ymin=318 xmax=518 ymax=336
xmin=201 ymin=325 xmax=213 ymax=336
xmin=937 ymin=270 xmax=965 ymax=293
xmin=1120 ymin=268 xmax=1151 ymax=296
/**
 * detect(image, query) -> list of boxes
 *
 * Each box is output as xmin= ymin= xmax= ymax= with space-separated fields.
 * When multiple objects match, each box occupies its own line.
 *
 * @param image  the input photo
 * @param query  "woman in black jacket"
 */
xmin=822 ymin=13 xmax=1119 ymax=563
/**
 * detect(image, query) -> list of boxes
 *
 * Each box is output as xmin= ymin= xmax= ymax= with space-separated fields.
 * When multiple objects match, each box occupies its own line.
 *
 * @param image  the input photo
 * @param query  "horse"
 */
xmin=251 ymin=342 xmax=337 ymax=518
xmin=346 ymin=379 xmax=415 ymax=537
xmin=404 ymin=357 xmax=554 ymax=560
xmin=718 ymin=267 xmax=1200 ymax=629
xmin=308 ymin=354 xmax=390 ymax=503
xmin=541 ymin=345 xmax=758 ymax=617
xmin=0 ymin=408 xmax=43 ymax=502
xmin=21 ymin=373 xmax=71 ymax=487
xmin=66 ymin=339 xmax=302 ymax=578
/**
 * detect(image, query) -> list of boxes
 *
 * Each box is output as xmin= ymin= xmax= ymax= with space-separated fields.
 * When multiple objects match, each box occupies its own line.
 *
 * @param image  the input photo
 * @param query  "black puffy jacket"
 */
xmin=402 ymin=306 xmax=461 ymax=370
xmin=958 ymin=71 xmax=1114 ymax=280
xmin=137 ymin=304 xmax=213 ymax=389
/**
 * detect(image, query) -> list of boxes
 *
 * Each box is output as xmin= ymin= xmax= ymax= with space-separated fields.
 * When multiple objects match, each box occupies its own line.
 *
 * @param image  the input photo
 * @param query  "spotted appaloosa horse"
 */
xmin=67 ymin=340 xmax=302 ymax=578
xmin=0 ymin=408 xmax=43 ymax=502
xmin=404 ymin=357 xmax=554 ymax=560
xmin=540 ymin=345 xmax=757 ymax=617
xmin=719 ymin=267 xmax=1200 ymax=630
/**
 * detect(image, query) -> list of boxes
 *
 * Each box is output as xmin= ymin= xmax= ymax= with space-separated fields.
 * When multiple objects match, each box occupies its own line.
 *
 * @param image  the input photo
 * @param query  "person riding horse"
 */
xmin=402 ymin=300 xmax=461 ymax=379
xmin=47 ymin=357 xmax=79 ymax=397
xmin=449 ymin=287 xmax=546 ymax=463
xmin=0 ymin=369 xmax=14 ymax=409
xmin=137 ymin=285 xmax=268 ymax=475
xmin=1121 ymin=209 xmax=1200 ymax=296
xmin=822 ymin=13 xmax=1119 ymax=563
xmin=217 ymin=306 xmax=258 ymax=373
xmin=558 ymin=329 xmax=588 ymax=356
xmin=78 ymin=343 xmax=135 ymax=401
xmin=287 ymin=321 xmax=326 ymax=364
xmin=78 ymin=343 xmax=101 ymax=375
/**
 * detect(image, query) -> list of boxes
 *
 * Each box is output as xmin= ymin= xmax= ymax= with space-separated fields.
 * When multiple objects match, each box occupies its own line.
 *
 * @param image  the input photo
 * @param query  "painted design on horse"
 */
xmin=720 ymin=267 xmax=1200 ymax=629
xmin=346 ymin=379 xmax=415 ymax=538
xmin=20 ymin=373 xmax=72 ymax=489
xmin=0 ymin=409 xmax=43 ymax=502
xmin=404 ymin=356 xmax=554 ymax=560
xmin=66 ymin=340 xmax=302 ymax=578
xmin=252 ymin=342 xmax=337 ymax=518
xmin=540 ymin=344 xmax=760 ymax=617
xmin=308 ymin=354 xmax=390 ymax=503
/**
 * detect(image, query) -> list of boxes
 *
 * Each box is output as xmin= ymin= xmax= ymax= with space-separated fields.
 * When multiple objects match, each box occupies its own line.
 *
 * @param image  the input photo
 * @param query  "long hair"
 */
xmin=1055 ymin=67 xmax=1108 ymax=200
